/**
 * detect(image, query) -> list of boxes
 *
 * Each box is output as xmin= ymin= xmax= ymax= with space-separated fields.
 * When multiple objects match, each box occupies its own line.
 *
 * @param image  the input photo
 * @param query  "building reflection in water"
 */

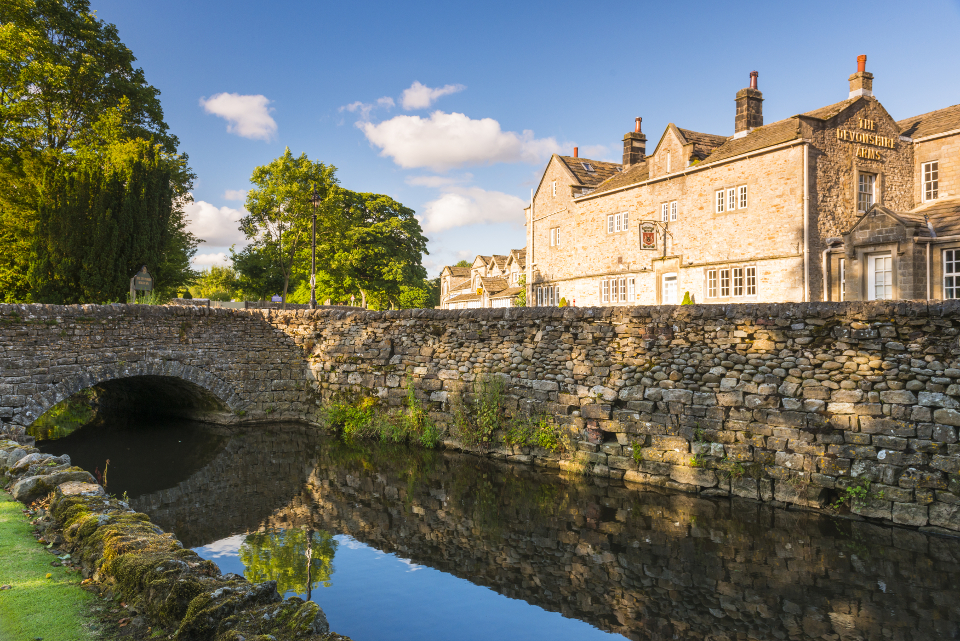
xmin=132 ymin=427 xmax=960 ymax=641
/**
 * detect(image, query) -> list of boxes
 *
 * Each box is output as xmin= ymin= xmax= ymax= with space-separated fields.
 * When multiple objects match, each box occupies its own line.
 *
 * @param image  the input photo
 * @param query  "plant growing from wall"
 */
xmin=512 ymin=274 xmax=526 ymax=307
xmin=503 ymin=413 xmax=567 ymax=453
xmin=452 ymin=374 xmax=505 ymax=450
xmin=831 ymin=477 xmax=877 ymax=510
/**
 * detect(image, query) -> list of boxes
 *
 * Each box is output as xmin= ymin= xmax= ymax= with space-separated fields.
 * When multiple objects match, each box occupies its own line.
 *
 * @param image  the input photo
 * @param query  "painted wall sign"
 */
xmin=640 ymin=222 xmax=657 ymax=250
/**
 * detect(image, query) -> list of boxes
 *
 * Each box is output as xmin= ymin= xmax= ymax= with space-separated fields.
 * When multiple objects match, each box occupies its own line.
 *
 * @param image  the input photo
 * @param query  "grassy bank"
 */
xmin=0 ymin=490 xmax=98 ymax=641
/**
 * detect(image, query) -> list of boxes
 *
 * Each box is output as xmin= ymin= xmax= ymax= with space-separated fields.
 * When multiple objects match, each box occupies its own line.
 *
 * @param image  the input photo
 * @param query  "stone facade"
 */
xmin=277 ymin=302 xmax=960 ymax=532
xmin=526 ymin=56 xmax=960 ymax=308
xmin=438 ymin=250 xmax=525 ymax=309
xmin=6 ymin=301 xmax=960 ymax=532
xmin=0 ymin=303 xmax=315 ymax=434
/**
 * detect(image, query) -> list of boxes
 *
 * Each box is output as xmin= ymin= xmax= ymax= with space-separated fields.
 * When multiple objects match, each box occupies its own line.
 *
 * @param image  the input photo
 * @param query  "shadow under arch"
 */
xmin=21 ymin=360 xmax=245 ymax=428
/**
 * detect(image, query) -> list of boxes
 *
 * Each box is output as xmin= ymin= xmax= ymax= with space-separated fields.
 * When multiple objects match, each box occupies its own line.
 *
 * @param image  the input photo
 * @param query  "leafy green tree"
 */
xmin=28 ymin=137 xmax=196 ymax=303
xmin=0 ymin=0 xmax=194 ymax=302
xmin=313 ymin=190 xmax=428 ymax=308
xmin=231 ymin=244 xmax=289 ymax=302
xmin=239 ymin=529 xmax=338 ymax=597
xmin=454 ymin=259 xmax=471 ymax=268
xmin=513 ymin=274 xmax=527 ymax=307
xmin=242 ymin=149 xmax=336 ymax=308
xmin=191 ymin=264 xmax=238 ymax=300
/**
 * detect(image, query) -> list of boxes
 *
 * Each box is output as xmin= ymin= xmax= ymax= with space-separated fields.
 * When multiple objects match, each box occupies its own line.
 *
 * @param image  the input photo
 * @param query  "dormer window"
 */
xmin=581 ymin=162 xmax=594 ymax=172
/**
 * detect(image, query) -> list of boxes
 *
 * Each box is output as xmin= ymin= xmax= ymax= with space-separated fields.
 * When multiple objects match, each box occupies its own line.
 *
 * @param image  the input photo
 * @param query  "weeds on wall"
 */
xmin=452 ymin=375 xmax=505 ymax=450
xmin=831 ymin=477 xmax=878 ymax=510
xmin=503 ymin=413 xmax=568 ymax=453
xmin=326 ymin=378 xmax=439 ymax=448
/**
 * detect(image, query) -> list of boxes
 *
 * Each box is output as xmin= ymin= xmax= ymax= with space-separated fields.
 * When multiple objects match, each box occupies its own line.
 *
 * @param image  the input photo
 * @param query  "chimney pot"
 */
xmin=849 ymin=54 xmax=874 ymax=98
xmin=622 ymin=117 xmax=647 ymax=168
xmin=573 ymin=147 xmax=578 ymax=158
xmin=734 ymin=72 xmax=763 ymax=139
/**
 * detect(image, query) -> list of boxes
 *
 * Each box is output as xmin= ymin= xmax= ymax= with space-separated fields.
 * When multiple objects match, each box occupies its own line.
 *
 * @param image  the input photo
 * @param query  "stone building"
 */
xmin=439 ymin=249 xmax=525 ymax=309
xmin=525 ymin=56 xmax=960 ymax=306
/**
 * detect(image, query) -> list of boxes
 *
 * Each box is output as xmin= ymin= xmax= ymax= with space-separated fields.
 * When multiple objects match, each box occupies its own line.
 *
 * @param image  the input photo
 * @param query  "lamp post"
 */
xmin=309 ymin=186 xmax=320 ymax=310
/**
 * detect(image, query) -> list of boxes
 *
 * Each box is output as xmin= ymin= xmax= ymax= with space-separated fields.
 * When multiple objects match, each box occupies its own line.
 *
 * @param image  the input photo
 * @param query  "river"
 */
xmin=38 ymin=418 xmax=960 ymax=641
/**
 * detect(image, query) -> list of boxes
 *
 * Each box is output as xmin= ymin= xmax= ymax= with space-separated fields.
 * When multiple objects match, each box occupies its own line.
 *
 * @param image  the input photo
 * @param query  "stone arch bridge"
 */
xmin=0 ymin=303 xmax=320 ymax=441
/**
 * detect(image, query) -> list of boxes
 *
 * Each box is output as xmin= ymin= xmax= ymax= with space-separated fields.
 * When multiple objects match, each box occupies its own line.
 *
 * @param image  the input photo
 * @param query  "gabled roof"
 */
xmin=677 ymin=127 xmax=729 ymax=160
xmin=447 ymin=292 xmax=481 ymax=303
xmin=490 ymin=286 xmax=523 ymax=299
xmin=507 ymin=248 xmax=526 ymax=269
xmin=699 ymin=117 xmax=801 ymax=166
xmin=588 ymin=160 xmax=651 ymax=196
xmin=442 ymin=265 xmax=470 ymax=278
xmin=800 ymin=98 xmax=859 ymax=121
xmin=449 ymin=278 xmax=472 ymax=291
xmin=489 ymin=255 xmax=508 ymax=271
xmin=479 ymin=276 xmax=508 ymax=294
xmin=557 ymin=156 xmax=622 ymax=187
xmin=897 ymin=103 xmax=960 ymax=139
xmin=845 ymin=199 xmax=960 ymax=239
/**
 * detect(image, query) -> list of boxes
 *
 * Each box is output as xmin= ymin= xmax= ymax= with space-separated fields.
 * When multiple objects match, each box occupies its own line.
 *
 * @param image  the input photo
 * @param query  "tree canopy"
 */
xmin=0 ymin=0 xmax=196 ymax=303
xmin=239 ymin=529 xmax=338 ymax=596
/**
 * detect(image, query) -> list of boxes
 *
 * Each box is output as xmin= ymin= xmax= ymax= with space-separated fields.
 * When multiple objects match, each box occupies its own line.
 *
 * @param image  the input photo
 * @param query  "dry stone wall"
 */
xmin=275 ymin=301 xmax=960 ymax=533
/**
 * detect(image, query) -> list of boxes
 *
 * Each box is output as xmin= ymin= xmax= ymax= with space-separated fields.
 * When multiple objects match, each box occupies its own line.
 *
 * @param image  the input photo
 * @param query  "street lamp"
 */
xmin=309 ymin=185 xmax=321 ymax=310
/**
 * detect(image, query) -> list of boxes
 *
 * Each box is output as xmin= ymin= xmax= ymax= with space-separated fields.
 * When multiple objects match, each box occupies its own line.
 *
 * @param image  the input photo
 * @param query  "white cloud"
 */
xmin=194 ymin=534 xmax=246 ymax=558
xmin=577 ymin=144 xmax=614 ymax=162
xmin=420 ymin=186 xmax=526 ymax=233
xmin=405 ymin=174 xmax=471 ymax=188
xmin=359 ymin=111 xmax=562 ymax=171
xmin=340 ymin=96 xmax=394 ymax=122
xmin=200 ymin=93 xmax=277 ymax=141
xmin=184 ymin=199 xmax=247 ymax=246
xmin=400 ymin=81 xmax=465 ymax=110
xmin=223 ymin=189 xmax=247 ymax=201
xmin=192 ymin=252 xmax=230 ymax=267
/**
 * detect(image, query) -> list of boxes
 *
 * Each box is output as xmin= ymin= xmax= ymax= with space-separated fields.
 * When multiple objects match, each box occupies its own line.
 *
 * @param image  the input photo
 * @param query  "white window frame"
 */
xmin=670 ymin=201 xmax=678 ymax=221
xmin=727 ymin=188 xmax=737 ymax=212
xmin=661 ymin=203 xmax=669 ymax=222
xmin=715 ymin=190 xmax=725 ymax=213
xmin=720 ymin=268 xmax=731 ymax=297
xmin=945 ymin=250 xmax=960 ymax=299
xmin=923 ymin=161 xmax=939 ymax=202
xmin=552 ymin=181 xmax=557 ymax=197
xmin=627 ymin=277 xmax=635 ymax=301
xmin=618 ymin=277 xmax=626 ymax=303
xmin=732 ymin=267 xmax=744 ymax=297
xmin=738 ymin=185 xmax=748 ymax=209
xmin=745 ymin=266 xmax=757 ymax=296
xmin=867 ymin=252 xmax=893 ymax=300
xmin=858 ymin=173 xmax=876 ymax=213
xmin=706 ymin=269 xmax=717 ymax=298
xmin=662 ymin=273 xmax=678 ymax=305
xmin=607 ymin=214 xmax=615 ymax=233
xmin=622 ymin=211 xmax=628 ymax=230
xmin=601 ymin=279 xmax=610 ymax=303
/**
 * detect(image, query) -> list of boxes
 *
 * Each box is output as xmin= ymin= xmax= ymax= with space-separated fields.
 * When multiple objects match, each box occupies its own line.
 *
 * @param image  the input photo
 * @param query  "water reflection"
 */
xmin=42 ymin=423 xmax=960 ymax=640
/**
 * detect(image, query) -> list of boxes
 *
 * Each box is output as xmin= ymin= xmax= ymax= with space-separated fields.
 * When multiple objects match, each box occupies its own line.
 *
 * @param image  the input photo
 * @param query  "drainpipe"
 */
xmin=529 ymin=188 xmax=534 ymax=306
xmin=927 ymin=241 xmax=931 ymax=300
xmin=803 ymin=143 xmax=810 ymax=302
xmin=821 ymin=247 xmax=830 ymax=301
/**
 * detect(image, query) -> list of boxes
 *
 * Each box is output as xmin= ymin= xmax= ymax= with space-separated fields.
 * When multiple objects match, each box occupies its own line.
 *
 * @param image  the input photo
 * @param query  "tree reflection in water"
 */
xmin=239 ymin=528 xmax=338 ymax=597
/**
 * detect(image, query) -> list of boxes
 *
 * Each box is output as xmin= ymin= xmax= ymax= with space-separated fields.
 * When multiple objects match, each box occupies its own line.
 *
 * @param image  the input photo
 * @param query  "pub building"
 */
xmin=524 ymin=55 xmax=960 ymax=306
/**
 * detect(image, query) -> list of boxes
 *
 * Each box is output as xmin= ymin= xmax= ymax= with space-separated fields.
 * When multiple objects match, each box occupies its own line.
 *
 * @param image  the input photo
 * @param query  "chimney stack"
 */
xmin=849 ymin=54 xmax=873 ymax=98
xmin=622 ymin=117 xmax=646 ymax=168
xmin=734 ymin=71 xmax=763 ymax=139
xmin=573 ymin=146 xmax=578 ymax=158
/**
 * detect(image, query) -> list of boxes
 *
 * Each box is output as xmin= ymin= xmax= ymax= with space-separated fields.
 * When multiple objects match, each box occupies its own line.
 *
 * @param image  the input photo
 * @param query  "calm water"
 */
xmin=39 ymin=420 xmax=960 ymax=641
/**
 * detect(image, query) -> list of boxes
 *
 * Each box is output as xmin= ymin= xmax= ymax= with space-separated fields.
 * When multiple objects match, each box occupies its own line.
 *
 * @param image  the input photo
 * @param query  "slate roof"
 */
xmin=800 ymin=98 xmax=859 ymax=121
xmin=897 ymin=104 xmax=960 ymax=139
xmin=699 ymin=118 xmax=801 ymax=166
xmin=448 ymin=293 xmax=481 ymax=303
xmin=510 ymin=248 xmax=526 ymax=269
xmin=443 ymin=266 xmax=470 ymax=278
xmin=587 ymin=160 xmax=651 ymax=196
xmin=677 ymin=128 xmax=729 ymax=160
xmin=490 ymin=286 xmax=523 ymax=299
xmin=480 ymin=276 xmax=509 ymax=293
xmin=905 ymin=198 xmax=960 ymax=237
xmin=450 ymin=278 xmax=472 ymax=291
xmin=558 ymin=156 xmax=622 ymax=186
xmin=489 ymin=255 xmax=509 ymax=271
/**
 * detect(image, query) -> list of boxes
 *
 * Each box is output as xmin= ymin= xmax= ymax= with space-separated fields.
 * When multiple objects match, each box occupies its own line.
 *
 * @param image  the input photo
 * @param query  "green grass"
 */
xmin=0 ymin=491 xmax=98 ymax=640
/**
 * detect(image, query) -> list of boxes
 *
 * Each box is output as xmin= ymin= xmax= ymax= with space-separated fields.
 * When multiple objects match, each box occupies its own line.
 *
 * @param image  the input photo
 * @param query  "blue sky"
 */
xmin=89 ymin=0 xmax=960 ymax=276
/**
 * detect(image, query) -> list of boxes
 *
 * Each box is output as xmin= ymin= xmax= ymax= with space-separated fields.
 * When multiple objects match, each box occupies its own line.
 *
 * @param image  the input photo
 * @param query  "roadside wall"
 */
xmin=271 ymin=301 xmax=960 ymax=533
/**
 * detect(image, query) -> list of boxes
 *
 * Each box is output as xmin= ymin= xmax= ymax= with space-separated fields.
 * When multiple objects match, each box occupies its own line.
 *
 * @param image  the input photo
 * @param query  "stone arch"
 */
xmin=17 ymin=359 xmax=246 ymax=427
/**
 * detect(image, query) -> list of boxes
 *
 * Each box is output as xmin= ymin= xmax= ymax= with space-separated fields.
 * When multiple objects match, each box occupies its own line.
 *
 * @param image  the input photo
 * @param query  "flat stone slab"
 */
xmin=56 ymin=481 xmax=105 ymax=498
